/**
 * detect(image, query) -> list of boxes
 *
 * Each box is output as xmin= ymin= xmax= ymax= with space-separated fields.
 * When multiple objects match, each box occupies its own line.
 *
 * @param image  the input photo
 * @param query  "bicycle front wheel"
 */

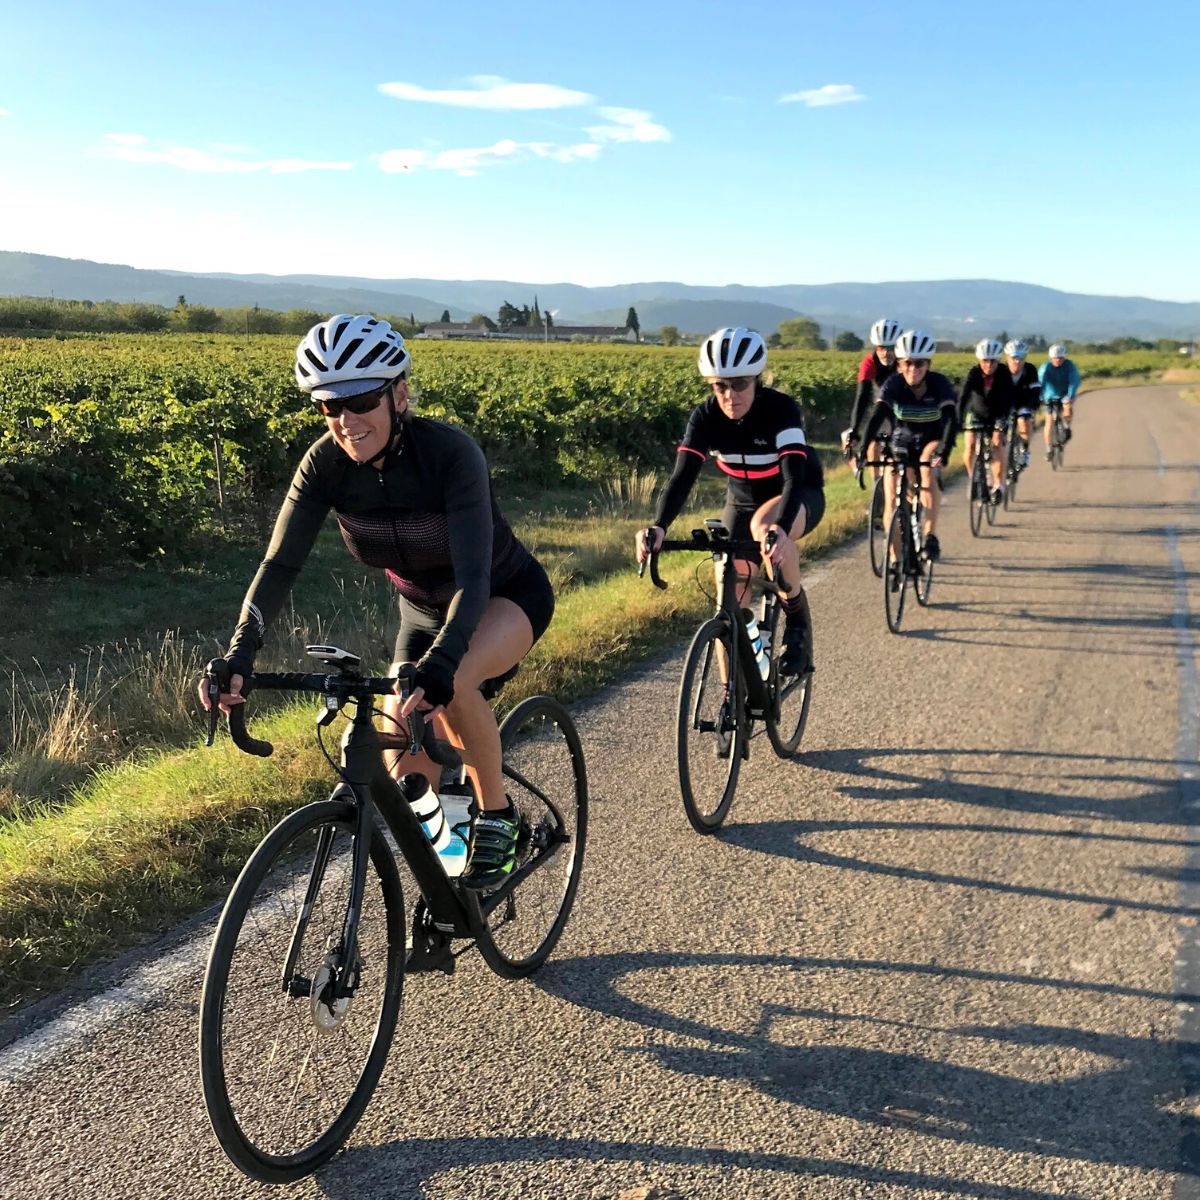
xmin=677 ymin=616 xmax=744 ymax=833
xmin=884 ymin=509 xmax=909 ymax=634
xmin=470 ymin=695 xmax=588 ymax=979
xmin=868 ymin=475 xmax=885 ymax=578
xmin=199 ymin=799 xmax=405 ymax=1183
xmin=969 ymin=457 xmax=986 ymax=537
xmin=985 ymin=463 xmax=998 ymax=526
xmin=764 ymin=598 xmax=813 ymax=758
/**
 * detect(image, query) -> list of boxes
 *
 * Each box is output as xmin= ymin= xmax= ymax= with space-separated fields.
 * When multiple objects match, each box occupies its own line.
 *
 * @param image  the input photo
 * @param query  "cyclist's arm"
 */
xmin=934 ymin=403 xmax=957 ymax=462
xmin=1066 ymin=361 xmax=1081 ymax=399
xmin=225 ymin=449 xmax=332 ymax=666
xmin=429 ymin=435 xmax=496 ymax=670
xmin=859 ymin=400 xmax=891 ymax=456
xmin=848 ymin=358 xmax=877 ymax=439
xmin=651 ymin=448 xmax=705 ymax=531
xmin=773 ymin=425 xmax=819 ymax=533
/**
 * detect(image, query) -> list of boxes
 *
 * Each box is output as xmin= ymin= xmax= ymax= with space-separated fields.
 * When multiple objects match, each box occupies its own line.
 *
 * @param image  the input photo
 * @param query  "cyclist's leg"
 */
xmin=1044 ymin=402 xmax=1056 ymax=449
xmin=963 ymin=428 xmax=978 ymax=481
xmin=1064 ymin=398 xmax=1074 ymax=432
xmin=991 ymin=427 xmax=1005 ymax=492
xmin=882 ymin=463 xmax=899 ymax=560
xmin=918 ymin=442 xmax=940 ymax=539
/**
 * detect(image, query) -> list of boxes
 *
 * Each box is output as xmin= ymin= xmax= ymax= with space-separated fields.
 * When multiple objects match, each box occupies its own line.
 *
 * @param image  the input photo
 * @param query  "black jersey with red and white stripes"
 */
xmin=652 ymin=385 xmax=824 ymax=532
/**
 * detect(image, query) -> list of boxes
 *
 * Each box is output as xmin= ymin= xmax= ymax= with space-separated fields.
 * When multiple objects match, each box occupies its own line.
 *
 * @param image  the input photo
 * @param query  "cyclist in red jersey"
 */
xmin=842 ymin=317 xmax=902 ymax=475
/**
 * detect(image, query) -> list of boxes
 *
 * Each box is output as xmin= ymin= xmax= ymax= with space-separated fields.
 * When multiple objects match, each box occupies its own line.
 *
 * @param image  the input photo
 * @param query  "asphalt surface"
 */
xmin=2 ymin=383 xmax=1198 ymax=1200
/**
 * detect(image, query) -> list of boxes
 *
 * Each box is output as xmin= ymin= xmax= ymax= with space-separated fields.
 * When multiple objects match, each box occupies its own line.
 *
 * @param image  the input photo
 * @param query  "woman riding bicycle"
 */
xmin=842 ymin=317 xmax=902 ymax=474
xmin=858 ymin=329 xmax=956 ymax=563
xmin=1004 ymin=339 xmax=1042 ymax=468
xmin=199 ymin=314 xmax=554 ymax=889
xmin=635 ymin=326 xmax=825 ymax=674
xmin=958 ymin=338 xmax=1015 ymax=506
xmin=1039 ymin=343 xmax=1081 ymax=459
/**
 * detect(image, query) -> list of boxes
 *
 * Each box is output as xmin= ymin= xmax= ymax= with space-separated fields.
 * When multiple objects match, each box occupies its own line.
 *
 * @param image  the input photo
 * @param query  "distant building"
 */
xmin=419 ymin=321 xmax=492 ymax=339
xmin=417 ymin=321 xmax=636 ymax=343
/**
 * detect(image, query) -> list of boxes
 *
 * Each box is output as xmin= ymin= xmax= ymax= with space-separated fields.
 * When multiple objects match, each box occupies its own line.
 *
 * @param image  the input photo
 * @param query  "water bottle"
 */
xmin=742 ymin=608 xmax=771 ymax=681
xmin=400 ymin=773 xmax=468 ymax=877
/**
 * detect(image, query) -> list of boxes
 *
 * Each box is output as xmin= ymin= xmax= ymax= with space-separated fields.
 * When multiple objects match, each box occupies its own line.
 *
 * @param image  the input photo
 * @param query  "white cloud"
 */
xmin=0 ymin=107 xmax=8 ymax=118
xmin=779 ymin=84 xmax=865 ymax=107
xmin=585 ymin=107 xmax=671 ymax=144
xmin=102 ymin=134 xmax=354 ymax=174
xmin=377 ymin=138 xmax=601 ymax=177
xmin=379 ymin=76 xmax=593 ymax=110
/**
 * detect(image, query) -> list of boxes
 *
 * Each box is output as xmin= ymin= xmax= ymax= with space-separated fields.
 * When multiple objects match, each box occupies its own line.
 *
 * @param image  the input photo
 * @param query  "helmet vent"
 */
xmin=334 ymin=337 xmax=364 ymax=371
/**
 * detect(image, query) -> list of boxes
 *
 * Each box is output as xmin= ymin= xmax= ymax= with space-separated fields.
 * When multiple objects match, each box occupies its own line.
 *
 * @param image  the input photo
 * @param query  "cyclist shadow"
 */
xmin=797 ymin=744 xmax=1188 ymax=828
xmin=524 ymin=950 xmax=1190 ymax=1179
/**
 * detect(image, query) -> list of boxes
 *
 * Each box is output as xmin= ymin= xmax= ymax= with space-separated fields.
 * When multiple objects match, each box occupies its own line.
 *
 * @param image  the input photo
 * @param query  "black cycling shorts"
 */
xmin=720 ymin=486 xmax=825 ymax=560
xmin=392 ymin=554 xmax=555 ymax=665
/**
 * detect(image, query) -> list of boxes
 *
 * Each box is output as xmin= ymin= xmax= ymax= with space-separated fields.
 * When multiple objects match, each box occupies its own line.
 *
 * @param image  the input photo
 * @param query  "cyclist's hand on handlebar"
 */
xmin=635 ymin=525 xmax=664 ymax=565
xmin=760 ymin=524 xmax=787 ymax=566
xmin=930 ymin=454 xmax=945 ymax=471
xmin=198 ymin=657 xmax=250 ymax=716
xmin=397 ymin=684 xmax=445 ymax=725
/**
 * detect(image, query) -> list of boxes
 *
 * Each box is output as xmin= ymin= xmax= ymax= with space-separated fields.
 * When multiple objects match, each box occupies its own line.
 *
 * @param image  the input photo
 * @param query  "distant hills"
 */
xmin=2 ymin=251 xmax=1198 ymax=340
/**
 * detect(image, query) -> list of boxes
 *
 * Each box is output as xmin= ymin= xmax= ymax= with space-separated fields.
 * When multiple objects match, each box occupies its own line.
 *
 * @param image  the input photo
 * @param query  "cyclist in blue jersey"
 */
xmin=1038 ymin=343 xmax=1081 ymax=460
xmin=1004 ymin=340 xmax=1042 ymax=468
xmin=858 ymin=330 xmax=956 ymax=563
xmin=959 ymin=338 xmax=1015 ymax=505
xmin=200 ymin=316 xmax=554 ymax=889
xmin=636 ymin=326 xmax=826 ymax=674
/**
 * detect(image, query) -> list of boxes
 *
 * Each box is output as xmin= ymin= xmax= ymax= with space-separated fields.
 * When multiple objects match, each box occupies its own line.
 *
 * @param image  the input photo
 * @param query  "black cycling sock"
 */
xmin=782 ymin=590 xmax=810 ymax=624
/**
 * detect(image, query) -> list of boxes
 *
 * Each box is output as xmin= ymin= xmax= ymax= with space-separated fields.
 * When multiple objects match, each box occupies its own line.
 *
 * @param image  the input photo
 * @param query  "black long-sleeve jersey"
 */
xmin=861 ymin=371 xmax=958 ymax=461
xmin=1009 ymin=361 xmax=1043 ymax=412
xmin=652 ymin=385 xmax=824 ymax=532
xmin=849 ymin=350 xmax=899 ymax=439
xmin=958 ymin=364 xmax=1015 ymax=425
xmin=226 ymin=417 xmax=531 ymax=672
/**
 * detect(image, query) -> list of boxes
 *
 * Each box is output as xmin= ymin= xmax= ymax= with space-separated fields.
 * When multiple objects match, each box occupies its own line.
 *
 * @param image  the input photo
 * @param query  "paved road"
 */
xmin=2 ymin=384 xmax=1198 ymax=1200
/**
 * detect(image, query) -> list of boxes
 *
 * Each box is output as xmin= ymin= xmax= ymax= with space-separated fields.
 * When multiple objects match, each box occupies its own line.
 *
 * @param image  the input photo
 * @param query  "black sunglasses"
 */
xmin=314 ymin=382 xmax=391 ymax=419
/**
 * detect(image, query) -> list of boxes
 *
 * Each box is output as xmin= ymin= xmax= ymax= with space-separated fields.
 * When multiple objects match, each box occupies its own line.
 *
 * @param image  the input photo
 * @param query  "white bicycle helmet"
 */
xmin=975 ymin=338 xmax=1004 ymax=361
xmin=869 ymin=318 xmax=902 ymax=348
xmin=1048 ymin=343 xmax=1067 ymax=359
xmin=1004 ymin=339 xmax=1028 ymax=358
xmin=697 ymin=327 xmax=767 ymax=378
xmin=295 ymin=314 xmax=411 ymax=400
xmin=895 ymin=329 xmax=937 ymax=360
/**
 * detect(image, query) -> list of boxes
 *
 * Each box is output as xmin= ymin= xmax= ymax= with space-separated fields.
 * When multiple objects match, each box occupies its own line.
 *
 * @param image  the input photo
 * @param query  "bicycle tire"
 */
xmin=884 ymin=509 xmax=908 ymax=634
xmin=199 ymin=799 xmax=405 ymax=1183
xmin=985 ymin=460 xmax=998 ymax=526
xmin=969 ymin=455 xmax=986 ymax=537
xmin=868 ymin=475 xmax=885 ymax=579
xmin=677 ymin=616 xmax=744 ymax=833
xmin=469 ymin=695 xmax=588 ymax=979
xmin=764 ymin=597 xmax=813 ymax=758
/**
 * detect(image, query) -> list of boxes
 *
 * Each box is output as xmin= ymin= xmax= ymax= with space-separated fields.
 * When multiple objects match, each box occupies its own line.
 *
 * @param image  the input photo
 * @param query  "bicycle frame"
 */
xmin=712 ymin=542 xmax=778 ymax=719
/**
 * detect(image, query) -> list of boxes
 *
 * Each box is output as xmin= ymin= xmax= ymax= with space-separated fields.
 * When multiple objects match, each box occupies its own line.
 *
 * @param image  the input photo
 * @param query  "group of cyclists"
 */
xmin=202 ymin=313 xmax=1081 ymax=887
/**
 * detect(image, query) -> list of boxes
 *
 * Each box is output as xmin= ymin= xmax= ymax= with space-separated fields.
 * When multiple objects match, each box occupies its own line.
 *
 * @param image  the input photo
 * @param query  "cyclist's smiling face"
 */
xmin=707 ymin=376 xmax=756 ymax=418
xmin=876 ymin=345 xmax=896 ymax=365
xmin=979 ymin=358 xmax=998 ymax=376
xmin=327 ymin=381 xmax=405 ymax=462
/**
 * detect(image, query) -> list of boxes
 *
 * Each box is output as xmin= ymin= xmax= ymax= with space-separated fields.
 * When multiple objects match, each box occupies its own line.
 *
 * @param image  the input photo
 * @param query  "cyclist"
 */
xmin=1004 ymin=339 xmax=1042 ymax=468
xmin=1038 ymin=343 xmax=1081 ymax=460
xmin=858 ymin=329 xmax=956 ymax=564
xmin=958 ymin=338 xmax=1015 ymax=505
xmin=841 ymin=317 xmax=902 ymax=473
xmin=198 ymin=315 xmax=554 ymax=889
xmin=635 ymin=326 xmax=826 ymax=675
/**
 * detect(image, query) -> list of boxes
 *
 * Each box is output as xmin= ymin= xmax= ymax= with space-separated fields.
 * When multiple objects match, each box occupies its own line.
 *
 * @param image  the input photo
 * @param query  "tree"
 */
xmin=834 ymin=331 xmax=864 ymax=352
xmin=469 ymin=313 xmax=498 ymax=331
xmin=440 ymin=309 xmax=451 ymax=323
xmin=625 ymin=306 xmax=640 ymax=340
xmin=767 ymin=332 xmax=783 ymax=349
xmin=777 ymin=317 xmax=826 ymax=350
xmin=497 ymin=301 xmax=522 ymax=330
xmin=659 ymin=325 xmax=680 ymax=346
xmin=545 ymin=310 xmax=554 ymax=329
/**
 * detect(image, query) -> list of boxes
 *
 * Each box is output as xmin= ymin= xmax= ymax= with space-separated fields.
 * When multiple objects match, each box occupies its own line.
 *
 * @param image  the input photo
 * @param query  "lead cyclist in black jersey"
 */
xmin=635 ymin=326 xmax=826 ymax=674
xmin=198 ymin=315 xmax=554 ymax=890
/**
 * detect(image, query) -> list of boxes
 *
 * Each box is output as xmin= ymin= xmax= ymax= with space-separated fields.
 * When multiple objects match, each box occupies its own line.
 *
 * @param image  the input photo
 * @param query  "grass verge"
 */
xmin=0 ymin=452 xmax=956 ymax=1010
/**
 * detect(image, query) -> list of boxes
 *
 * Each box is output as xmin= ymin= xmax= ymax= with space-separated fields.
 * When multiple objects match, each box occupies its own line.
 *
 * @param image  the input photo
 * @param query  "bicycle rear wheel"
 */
xmin=764 ymin=597 xmax=813 ymax=758
xmin=969 ymin=456 xmax=986 ymax=537
xmin=470 ymin=695 xmax=588 ymax=979
xmin=199 ymin=799 xmax=404 ymax=1183
xmin=884 ymin=509 xmax=908 ymax=634
xmin=677 ymin=616 xmax=744 ymax=833
xmin=868 ymin=475 xmax=885 ymax=578
xmin=1051 ymin=416 xmax=1065 ymax=470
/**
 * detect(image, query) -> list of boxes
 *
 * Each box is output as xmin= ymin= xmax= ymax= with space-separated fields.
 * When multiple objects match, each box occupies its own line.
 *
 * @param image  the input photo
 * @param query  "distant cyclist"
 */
xmin=1038 ymin=343 xmax=1081 ymax=460
xmin=858 ymin=330 xmax=956 ymax=563
xmin=958 ymin=338 xmax=1015 ymax=505
xmin=1004 ymin=340 xmax=1042 ymax=467
xmin=636 ymin=326 xmax=826 ymax=674
xmin=842 ymin=317 xmax=902 ymax=474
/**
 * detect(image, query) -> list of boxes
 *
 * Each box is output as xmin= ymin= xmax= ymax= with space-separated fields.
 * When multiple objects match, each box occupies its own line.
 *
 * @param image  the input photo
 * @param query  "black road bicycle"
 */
xmin=197 ymin=647 xmax=587 ymax=1183
xmin=966 ymin=421 xmax=1001 ymax=537
xmin=1045 ymin=399 xmax=1067 ymax=470
xmin=640 ymin=524 xmax=813 ymax=833
xmin=847 ymin=439 xmax=891 ymax=579
xmin=859 ymin=443 xmax=936 ymax=634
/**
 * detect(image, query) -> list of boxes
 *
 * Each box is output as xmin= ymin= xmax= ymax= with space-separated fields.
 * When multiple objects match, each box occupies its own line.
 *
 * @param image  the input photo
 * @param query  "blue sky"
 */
xmin=1 ymin=0 xmax=1196 ymax=301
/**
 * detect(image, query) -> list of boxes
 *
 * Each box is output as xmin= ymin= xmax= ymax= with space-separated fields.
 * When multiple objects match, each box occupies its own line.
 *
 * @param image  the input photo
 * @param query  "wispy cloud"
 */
xmin=377 ymin=139 xmax=602 ymax=177
xmin=585 ymin=107 xmax=670 ymax=144
xmin=779 ymin=84 xmax=865 ymax=107
xmin=0 ymin=107 xmax=9 ymax=118
xmin=103 ymin=133 xmax=353 ymax=174
xmin=379 ymin=75 xmax=593 ymax=110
